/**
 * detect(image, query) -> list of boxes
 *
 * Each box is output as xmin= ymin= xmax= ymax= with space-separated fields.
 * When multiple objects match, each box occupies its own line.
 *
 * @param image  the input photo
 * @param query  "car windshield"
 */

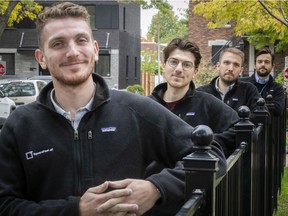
xmin=0 ymin=82 xmax=36 ymax=97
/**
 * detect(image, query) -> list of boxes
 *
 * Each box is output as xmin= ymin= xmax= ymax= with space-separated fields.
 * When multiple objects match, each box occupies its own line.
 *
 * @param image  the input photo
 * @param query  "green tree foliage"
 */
xmin=122 ymin=0 xmax=172 ymax=11
xmin=192 ymin=0 xmax=288 ymax=52
xmin=194 ymin=61 xmax=218 ymax=87
xmin=123 ymin=0 xmax=188 ymax=42
xmin=0 ymin=0 xmax=42 ymax=38
xmin=141 ymin=48 xmax=161 ymax=74
xmin=147 ymin=6 xmax=188 ymax=43
xmin=275 ymin=71 xmax=284 ymax=84
xmin=126 ymin=84 xmax=145 ymax=95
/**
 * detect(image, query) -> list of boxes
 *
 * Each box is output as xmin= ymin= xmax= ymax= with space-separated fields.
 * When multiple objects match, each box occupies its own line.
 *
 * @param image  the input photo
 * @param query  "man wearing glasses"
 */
xmin=147 ymin=38 xmax=239 ymax=214
xmin=149 ymin=38 xmax=239 ymax=158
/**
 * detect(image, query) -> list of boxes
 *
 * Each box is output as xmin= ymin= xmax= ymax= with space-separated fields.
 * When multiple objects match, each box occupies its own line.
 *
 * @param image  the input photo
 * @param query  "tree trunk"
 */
xmin=0 ymin=1 xmax=18 ymax=39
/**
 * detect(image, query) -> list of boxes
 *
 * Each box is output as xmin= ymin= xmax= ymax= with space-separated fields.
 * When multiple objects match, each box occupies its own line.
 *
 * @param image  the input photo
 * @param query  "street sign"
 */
xmin=0 ymin=61 xmax=6 ymax=76
xmin=285 ymin=68 xmax=288 ymax=80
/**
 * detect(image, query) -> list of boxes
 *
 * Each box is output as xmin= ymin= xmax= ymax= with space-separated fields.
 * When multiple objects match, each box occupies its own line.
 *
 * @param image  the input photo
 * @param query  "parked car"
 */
xmin=0 ymin=90 xmax=16 ymax=131
xmin=28 ymin=75 xmax=52 ymax=84
xmin=0 ymin=80 xmax=47 ymax=106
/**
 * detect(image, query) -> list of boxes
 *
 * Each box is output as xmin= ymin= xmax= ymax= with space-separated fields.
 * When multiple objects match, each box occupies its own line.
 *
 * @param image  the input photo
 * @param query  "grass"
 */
xmin=275 ymin=163 xmax=288 ymax=216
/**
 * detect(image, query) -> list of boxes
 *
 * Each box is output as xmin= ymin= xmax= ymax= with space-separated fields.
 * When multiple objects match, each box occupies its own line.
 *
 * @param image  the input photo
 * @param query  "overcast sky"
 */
xmin=140 ymin=0 xmax=189 ymax=38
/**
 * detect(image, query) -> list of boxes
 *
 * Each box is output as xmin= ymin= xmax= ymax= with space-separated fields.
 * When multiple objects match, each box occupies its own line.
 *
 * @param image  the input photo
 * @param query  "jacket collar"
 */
xmin=151 ymin=81 xmax=197 ymax=101
xmin=38 ymin=73 xmax=110 ymax=110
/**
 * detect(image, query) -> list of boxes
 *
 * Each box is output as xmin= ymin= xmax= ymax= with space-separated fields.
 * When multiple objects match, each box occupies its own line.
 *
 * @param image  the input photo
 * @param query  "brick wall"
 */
xmin=189 ymin=2 xmax=234 ymax=64
xmin=188 ymin=2 xmax=288 ymax=77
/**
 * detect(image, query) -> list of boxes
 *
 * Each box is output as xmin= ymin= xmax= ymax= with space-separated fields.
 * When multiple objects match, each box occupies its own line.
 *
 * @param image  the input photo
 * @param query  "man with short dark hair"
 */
xmin=149 ymin=38 xmax=239 ymax=158
xmin=247 ymin=48 xmax=285 ymax=116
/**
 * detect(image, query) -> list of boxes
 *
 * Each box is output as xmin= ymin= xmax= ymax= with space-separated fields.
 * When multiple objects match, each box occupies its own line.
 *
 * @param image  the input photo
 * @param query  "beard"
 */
xmin=54 ymin=71 xmax=92 ymax=86
xmin=49 ymin=60 xmax=95 ymax=87
xmin=256 ymin=68 xmax=270 ymax=78
xmin=220 ymin=73 xmax=237 ymax=86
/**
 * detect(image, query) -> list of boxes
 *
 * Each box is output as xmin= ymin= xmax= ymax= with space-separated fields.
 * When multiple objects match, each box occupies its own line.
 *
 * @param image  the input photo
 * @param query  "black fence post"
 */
xmin=182 ymin=125 xmax=219 ymax=216
xmin=251 ymin=98 xmax=271 ymax=216
xmin=234 ymin=105 xmax=255 ymax=216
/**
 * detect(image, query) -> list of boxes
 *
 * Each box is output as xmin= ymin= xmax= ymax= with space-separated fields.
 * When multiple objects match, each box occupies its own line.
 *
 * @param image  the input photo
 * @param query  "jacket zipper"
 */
xmin=74 ymin=130 xmax=79 ymax=140
xmin=73 ymin=129 xmax=81 ymax=194
xmin=88 ymin=131 xmax=92 ymax=140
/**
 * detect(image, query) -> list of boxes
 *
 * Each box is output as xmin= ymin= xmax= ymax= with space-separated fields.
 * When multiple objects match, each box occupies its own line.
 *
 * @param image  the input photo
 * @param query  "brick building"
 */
xmin=189 ymin=2 xmax=287 ymax=77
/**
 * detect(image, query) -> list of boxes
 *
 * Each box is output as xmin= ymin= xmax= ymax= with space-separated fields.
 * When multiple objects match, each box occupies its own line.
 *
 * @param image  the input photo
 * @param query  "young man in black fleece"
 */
xmin=146 ymin=38 xmax=239 ymax=215
xmin=149 ymin=38 xmax=239 ymax=158
xmin=0 ymin=2 xmax=227 ymax=216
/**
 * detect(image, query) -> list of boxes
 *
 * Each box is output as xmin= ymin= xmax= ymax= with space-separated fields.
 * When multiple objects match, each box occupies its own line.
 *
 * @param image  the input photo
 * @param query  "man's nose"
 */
xmin=66 ymin=42 xmax=80 ymax=57
xmin=175 ymin=62 xmax=183 ymax=71
xmin=227 ymin=64 xmax=234 ymax=70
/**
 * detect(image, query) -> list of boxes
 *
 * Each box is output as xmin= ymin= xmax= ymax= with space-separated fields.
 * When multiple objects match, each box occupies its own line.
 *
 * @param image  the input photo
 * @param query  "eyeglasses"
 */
xmin=167 ymin=58 xmax=195 ymax=71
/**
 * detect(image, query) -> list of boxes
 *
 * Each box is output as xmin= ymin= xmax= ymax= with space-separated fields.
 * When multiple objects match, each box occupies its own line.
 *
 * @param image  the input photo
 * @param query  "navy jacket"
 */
xmin=244 ymin=73 xmax=285 ymax=116
xmin=0 ymin=74 xmax=226 ymax=216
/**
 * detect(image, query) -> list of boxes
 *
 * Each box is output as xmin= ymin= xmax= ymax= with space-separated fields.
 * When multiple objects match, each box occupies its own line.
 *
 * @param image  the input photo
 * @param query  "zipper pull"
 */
xmin=88 ymin=131 xmax=92 ymax=140
xmin=74 ymin=130 xmax=79 ymax=140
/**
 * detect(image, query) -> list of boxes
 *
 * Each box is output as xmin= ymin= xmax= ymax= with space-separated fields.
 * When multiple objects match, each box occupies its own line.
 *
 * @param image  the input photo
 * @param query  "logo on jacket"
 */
xmin=25 ymin=148 xmax=54 ymax=160
xmin=101 ymin=126 xmax=117 ymax=132
xmin=186 ymin=112 xmax=195 ymax=116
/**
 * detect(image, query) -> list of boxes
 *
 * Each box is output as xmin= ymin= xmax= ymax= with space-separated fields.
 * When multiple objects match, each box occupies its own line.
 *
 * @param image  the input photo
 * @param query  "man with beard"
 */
xmin=197 ymin=47 xmax=263 ymax=113
xmin=246 ymin=48 xmax=285 ymax=116
xmin=0 ymin=2 xmax=227 ymax=216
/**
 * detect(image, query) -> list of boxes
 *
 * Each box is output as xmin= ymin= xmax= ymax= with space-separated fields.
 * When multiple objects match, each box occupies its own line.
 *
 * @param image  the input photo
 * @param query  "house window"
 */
xmin=11 ymin=17 xmax=36 ymax=28
xmin=95 ymin=5 xmax=119 ymax=29
xmin=95 ymin=54 xmax=111 ymax=77
xmin=134 ymin=56 xmax=137 ymax=78
xmin=126 ymin=56 xmax=129 ymax=78
xmin=86 ymin=6 xmax=96 ymax=29
xmin=123 ymin=7 xmax=126 ymax=30
xmin=211 ymin=45 xmax=228 ymax=65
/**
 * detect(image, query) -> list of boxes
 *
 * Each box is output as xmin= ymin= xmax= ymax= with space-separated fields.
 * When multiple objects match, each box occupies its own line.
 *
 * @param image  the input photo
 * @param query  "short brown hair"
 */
xmin=255 ymin=48 xmax=275 ymax=65
xmin=219 ymin=47 xmax=245 ymax=66
xmin=36 ymin=2 xmax=91 ymax=48
xmin=163 ymin=38 xmax=202 ymax=69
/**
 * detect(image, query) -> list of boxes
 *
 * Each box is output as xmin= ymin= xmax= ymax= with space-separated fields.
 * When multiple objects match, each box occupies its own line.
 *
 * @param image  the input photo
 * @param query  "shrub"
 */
xmin=126 ymin=84 xmax=145 ymax=95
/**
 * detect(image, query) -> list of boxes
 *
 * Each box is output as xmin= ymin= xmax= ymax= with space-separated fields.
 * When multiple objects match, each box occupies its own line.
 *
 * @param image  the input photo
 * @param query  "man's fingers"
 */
xmin=96 ymin=190 xmax=136 ymax=213
xmin=108 ymin=179 xmax=132 ymax=189
xmin=97 ymin=201 xmax=139 ymax=213
xmin=88 ymin=181 xmax=109 ymax=194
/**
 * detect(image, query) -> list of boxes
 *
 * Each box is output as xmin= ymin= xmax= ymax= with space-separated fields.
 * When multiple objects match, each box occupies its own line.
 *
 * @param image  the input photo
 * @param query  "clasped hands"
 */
xmin=79 ymin=178 xmax=161 ymax=216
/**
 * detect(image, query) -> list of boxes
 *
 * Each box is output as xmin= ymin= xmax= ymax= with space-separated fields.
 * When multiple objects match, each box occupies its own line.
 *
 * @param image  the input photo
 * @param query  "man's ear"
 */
xmin=35 ymin=49 xmax=47 ymax=69
xmin=94 ymin=40 xmax=99 ymax=62
xmin=216 ymin=62 xmax=220 ymax=72
xmin=240 ymin=66 xmax=244 ymax=74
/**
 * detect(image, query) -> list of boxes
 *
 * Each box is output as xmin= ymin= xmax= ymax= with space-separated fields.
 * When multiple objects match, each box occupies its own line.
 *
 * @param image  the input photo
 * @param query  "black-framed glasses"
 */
xmin=167 ymin=58 xmax=194 ymax=71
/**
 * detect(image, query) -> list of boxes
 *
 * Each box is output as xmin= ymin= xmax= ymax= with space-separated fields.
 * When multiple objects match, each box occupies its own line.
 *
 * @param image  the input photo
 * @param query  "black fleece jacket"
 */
xmin=243 ymin=73 xmax=285 ymax=116
xmin=150 ymin=81 xmax=239 ymax=157
xmin=0 ymin=74 xmax=226 ymax=216
xmin=197 ymin=76 xmax=264 ymax=113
